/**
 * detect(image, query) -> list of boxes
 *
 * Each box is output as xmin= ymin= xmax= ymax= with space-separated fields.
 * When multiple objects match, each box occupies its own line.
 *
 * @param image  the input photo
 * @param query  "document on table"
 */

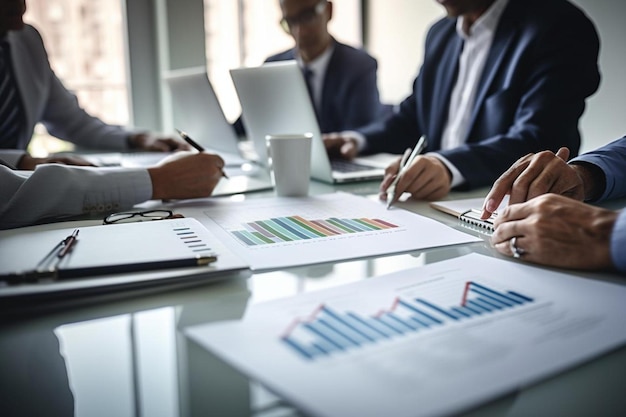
xmin=185 ymin=192 xmax=480 ymax=271
xmin=186 ymin=253 xmax=626 ymax=417
xmin=0 ymin=218 xmax=249 ymax=299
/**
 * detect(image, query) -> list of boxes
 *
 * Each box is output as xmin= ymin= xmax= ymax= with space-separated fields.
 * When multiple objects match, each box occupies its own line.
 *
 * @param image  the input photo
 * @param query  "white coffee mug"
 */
xmin=265 ymin=133 xmax=313 ymax=197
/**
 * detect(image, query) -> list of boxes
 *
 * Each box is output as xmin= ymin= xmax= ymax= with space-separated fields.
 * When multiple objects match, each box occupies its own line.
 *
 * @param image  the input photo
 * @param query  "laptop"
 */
xmin=83 ymin=68 xmax=272 ymax=195
xmin=165 ymin=67 xmax=244 ymax=158
xmin=85 ymin=68 xmax=246 ymax=167
xmin=229 ymin=61 xmax=388 ymax=184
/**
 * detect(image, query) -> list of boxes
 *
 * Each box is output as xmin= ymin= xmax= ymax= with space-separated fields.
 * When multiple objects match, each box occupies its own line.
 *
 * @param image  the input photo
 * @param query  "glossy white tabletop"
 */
xmin=1 ymin=180 xmax=624 ymax=417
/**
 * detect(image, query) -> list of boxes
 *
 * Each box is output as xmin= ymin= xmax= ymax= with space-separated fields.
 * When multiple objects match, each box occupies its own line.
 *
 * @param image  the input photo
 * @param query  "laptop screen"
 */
xmin=230 ymin=61 xmax=335 ymax=183
xmin=165 ymin=68 xmax=241 ymax=156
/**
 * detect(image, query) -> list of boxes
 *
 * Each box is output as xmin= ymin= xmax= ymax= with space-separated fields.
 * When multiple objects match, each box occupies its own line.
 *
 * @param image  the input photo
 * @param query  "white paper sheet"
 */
xmin=186 ymin=253 xmax=626 ymax=417
xmin=184 ymin=192 xmax=480 ymax=270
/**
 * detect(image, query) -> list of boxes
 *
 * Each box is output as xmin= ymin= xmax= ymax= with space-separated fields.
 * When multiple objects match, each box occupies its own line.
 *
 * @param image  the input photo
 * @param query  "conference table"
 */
xmin=1 ymin=178 xmax=625 ymax=417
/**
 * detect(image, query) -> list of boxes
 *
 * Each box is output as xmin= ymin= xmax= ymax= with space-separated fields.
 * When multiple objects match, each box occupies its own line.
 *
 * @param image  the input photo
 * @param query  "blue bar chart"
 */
xmin=281 ymin=281 xmax=534 ymax=360
xmin=230 ymin=214 xmax=398 ymax=246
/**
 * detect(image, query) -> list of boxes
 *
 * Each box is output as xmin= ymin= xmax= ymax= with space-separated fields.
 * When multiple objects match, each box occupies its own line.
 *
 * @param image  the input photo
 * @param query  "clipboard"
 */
xmin=0 ymin=218 xmax=250 ymax=300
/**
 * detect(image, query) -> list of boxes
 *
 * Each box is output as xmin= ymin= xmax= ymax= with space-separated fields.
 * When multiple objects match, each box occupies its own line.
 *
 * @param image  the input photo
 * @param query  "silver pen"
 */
xmin=386 ymin=136 xmax=427 ymax=209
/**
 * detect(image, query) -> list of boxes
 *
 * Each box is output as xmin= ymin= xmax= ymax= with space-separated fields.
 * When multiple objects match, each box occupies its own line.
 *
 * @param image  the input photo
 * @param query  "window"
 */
xmin=23 ymin=0 xmax=128 ymax=156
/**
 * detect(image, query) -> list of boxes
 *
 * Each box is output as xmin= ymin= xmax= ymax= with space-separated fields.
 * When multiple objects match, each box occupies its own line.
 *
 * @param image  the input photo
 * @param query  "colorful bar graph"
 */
xmin=281 ymin=282 xmax=535 ymax=360
xmin=230 ymin=215 xmax=399 ymax=246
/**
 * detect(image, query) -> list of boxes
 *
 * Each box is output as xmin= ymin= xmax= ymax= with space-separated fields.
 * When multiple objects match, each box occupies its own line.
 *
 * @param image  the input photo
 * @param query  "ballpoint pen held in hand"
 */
xmin=175 ymin=128 xmax=228 ymax=179
xmin=386 ymin=136 xmax=427 ymax=209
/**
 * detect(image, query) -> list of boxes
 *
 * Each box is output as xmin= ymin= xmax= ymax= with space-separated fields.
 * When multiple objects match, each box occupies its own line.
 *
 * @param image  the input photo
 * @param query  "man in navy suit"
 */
xmin=235 ymin=0 xmax=383 ymax=136
xmin=325 ymin=0 xmax=600 ymax=201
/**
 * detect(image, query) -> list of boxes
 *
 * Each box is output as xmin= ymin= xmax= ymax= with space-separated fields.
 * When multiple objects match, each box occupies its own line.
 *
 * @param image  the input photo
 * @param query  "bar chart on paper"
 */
xmin=281 ymin=281 xmax=534 ymax=360
xmin=231 ymin=215 xmax=398 ymax=246
xmin=196 ymin=192 xmax=480 ymax=270
xmin=186 ymin=253 xmax=626 ymax=417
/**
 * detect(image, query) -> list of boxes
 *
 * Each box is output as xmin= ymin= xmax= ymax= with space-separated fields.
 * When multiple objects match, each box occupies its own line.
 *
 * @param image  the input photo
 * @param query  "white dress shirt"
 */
xmin=433 ymin=0 xmax=509 ymax=187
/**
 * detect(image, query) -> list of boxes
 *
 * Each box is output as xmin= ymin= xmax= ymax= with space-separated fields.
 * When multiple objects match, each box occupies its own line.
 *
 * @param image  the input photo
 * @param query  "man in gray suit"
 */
xmin=0 ymin=0 xmax=190 ymax=170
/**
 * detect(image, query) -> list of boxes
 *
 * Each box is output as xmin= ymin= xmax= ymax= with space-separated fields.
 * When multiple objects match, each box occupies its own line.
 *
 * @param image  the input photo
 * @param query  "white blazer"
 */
xmin=0 ymin=164 xmax=152 ymax=230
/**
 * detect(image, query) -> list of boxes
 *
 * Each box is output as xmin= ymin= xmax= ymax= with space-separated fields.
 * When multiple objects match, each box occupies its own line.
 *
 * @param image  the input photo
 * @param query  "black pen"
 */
xmin=176 ymin=128 xmax=228 ymax=179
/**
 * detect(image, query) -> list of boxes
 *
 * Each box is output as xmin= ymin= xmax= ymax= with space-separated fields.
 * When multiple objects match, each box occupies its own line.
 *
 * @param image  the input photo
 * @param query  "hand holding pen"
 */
xmin=385 ymin=136 xmax=427 ymax=209
xmin=175 ymin=128 xmax=228 ymax=179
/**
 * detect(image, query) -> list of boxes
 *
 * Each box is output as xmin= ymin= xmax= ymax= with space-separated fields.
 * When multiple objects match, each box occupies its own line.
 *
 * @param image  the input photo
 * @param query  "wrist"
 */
xmin=147 ymin=166 xmax=163 ymax=199
xmin=570 ymin=162 xmax=606 ymax=201
xmin=17 ymin=153 xmax=36 ymax=170
xmin=590 ymin=208 xmax=619 ymax=269
xmin=126 ymin=134 xmax=139 ymax=149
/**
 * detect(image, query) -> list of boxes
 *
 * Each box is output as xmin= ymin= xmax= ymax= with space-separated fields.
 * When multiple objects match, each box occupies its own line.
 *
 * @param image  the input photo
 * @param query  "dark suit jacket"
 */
xmin=234 ymin=39 xmax=382 ymax=136
xmin=360 ymin=0 xmax=600 ymax=189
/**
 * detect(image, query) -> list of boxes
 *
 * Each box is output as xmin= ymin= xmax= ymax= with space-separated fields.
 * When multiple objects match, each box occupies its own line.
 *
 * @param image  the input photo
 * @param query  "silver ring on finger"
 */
xmin=509 ymin=236 xmax=525 ymax=259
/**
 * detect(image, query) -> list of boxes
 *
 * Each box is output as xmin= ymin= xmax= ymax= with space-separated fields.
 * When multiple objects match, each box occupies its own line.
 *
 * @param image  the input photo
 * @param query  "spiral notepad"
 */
xmin=430 ymin=197 xmax=507 ymax=234
xmin=458 ymin=209 xmax=496 ymax=232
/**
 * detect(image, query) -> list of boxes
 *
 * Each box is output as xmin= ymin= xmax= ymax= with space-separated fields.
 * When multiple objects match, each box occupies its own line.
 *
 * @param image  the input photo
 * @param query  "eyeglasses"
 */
xmin=280 ymin=0 xmax=327 ymax=33
xmin=103 ymin=209 xmax=174 ymax=225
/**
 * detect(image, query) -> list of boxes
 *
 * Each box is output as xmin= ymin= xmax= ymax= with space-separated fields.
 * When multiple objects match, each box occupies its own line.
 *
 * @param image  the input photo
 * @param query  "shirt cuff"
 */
xmin=342 ymin=130 xmax=367 ymax=152
xmin=426 ymin=153 xmax=466 ymax=188
xmin=610 ymin=210 xmax=626 ymax=273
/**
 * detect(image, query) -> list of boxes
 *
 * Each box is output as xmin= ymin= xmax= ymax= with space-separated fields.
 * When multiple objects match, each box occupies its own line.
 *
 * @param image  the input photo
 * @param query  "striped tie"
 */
xmin=0 ymin=41 xmax=24 ymax=149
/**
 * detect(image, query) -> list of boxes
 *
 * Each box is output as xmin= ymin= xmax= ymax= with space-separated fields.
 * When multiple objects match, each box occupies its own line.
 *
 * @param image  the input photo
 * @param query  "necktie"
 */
xmin=0 ymin=41 xmax=24 ymax=149
xmin=302 ymin=66 xmax=318 ymax=118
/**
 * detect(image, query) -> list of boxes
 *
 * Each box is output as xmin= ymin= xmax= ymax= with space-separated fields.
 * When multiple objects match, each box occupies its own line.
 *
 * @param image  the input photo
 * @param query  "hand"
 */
xmin=322 ymin=132 xmax=358 ymax=160
xmin=379 ymin=155 xmax=452 ymax=202
xmin=17 ymin=154 xmax=96 ymax=170
xmin=147 ymin=152 xmax=225 ymax=200
xmin=481 ymin=147 xmax=588 ymax=218
xmin=491 ymin=194 xmax=618 ymax=270
xmin=128 ymin=133 xmax=191 ymax=152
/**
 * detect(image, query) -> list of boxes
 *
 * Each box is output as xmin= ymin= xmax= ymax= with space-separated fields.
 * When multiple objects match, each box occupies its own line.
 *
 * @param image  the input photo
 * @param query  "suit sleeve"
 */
xmin=358 ymin=76 xmax=422 ymax=155
xmin=25 ymin=26 xmax=132 ymax=150
xmin=0 ymin=165 xmax=152 ymax=230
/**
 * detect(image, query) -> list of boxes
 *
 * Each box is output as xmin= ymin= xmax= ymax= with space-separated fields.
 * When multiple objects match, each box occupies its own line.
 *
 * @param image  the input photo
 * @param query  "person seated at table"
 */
xmin=233 ymin=0 xmax=384 ymax=136
xmin=0 ymin=152 xmax=225 ymax=230
xmin=0 ymin=0 xmax=190 ymax=170
xmin=323 ymin=0 xmax=600 ymax=202
xmin=480 ymin=136 xmax=626 ymax=272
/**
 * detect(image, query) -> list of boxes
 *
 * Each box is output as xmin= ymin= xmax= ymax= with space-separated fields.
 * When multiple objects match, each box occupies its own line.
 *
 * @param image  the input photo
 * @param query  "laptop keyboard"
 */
xmin=330 ymin=159 xmax=378 ymax=173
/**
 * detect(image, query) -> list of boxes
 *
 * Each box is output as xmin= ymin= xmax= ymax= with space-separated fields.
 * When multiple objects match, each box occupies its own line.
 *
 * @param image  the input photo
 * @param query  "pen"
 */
xmin=58 ymin=229 xmax=79 ymax=259
xmin=175 ymin=128 xmax=228 ymax=179
xmin=29 ymin=229 xmax=80 ymax=281
xmin=386 ymin=136 xmax=427 ymax=209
